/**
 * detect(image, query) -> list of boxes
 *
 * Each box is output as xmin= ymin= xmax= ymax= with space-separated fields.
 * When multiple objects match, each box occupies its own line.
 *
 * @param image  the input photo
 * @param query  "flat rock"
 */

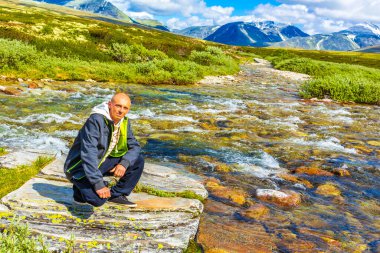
xmin=39 ymin=155 xmax=208 ymax=198
xmin=140 ymin=163 xmax=208 ymax=199
xmin=2 ymin=155 xmax=207 ymax=252
xmin=0 ymin=150 xmax=51 ymax=169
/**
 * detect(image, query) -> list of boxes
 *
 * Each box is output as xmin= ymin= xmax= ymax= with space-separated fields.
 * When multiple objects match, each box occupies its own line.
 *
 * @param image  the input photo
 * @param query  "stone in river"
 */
xmin=295 ymin=167 xmax=334 ymax=176
xmin=0 ymin=86 xmax=21 ymax=95
xmin=367 ymin=140 xmax=380 ymax=147
xmin=197 ymin=213 xmax=276 ymax=253
xmin=241 ymin=204 xmax=269 ymax=220
xmin=315 ymin=183 xmax=341 ymax=196
xmin=205 ymin=178 xmax=247 ymax=206
xmin=256 ymin=189 xmax=302 ymax=208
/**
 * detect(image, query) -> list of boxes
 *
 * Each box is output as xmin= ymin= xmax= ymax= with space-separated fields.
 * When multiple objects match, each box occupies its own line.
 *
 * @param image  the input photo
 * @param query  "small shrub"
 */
xmin=0 ymin=218 xmax=75 ymax=253
xmin=0 ymin=39 xmax=40 ymax=69
xmin=0 ymin=147 xmax=7 ymax=156
xmin=108 ymin=43 xmax=168 ymax=63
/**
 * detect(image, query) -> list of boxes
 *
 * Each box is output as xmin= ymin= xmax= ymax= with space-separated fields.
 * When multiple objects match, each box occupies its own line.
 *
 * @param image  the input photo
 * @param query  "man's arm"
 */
xmin=119 ymin=119 xmax=141 ymax=169
xmin=80 ymin=115 xmax=106 ymax=191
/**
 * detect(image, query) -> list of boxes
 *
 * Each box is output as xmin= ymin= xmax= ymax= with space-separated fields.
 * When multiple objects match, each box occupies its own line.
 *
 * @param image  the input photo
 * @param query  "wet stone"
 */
xmin=256 ymin=189 xmax=302 ymax=208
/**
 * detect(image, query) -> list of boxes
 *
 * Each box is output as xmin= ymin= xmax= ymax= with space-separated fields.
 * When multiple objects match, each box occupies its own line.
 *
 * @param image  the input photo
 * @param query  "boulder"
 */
xmin=1 ymin=155 xmax=207 ymax=252
xmin=28 ymin=82 xmax=39 ymax=89
xmin=39 ymin=156 xmax=208 ymax=199
xmin=0 ymin=86 xmax=21 ymax=95
xmin=256 ymin=189 xmax=302 ymax=208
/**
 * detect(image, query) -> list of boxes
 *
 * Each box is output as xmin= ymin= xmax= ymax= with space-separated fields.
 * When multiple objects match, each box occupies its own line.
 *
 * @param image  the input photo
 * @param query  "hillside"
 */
xmin=0 ymin=0 xmax=239 ymax=84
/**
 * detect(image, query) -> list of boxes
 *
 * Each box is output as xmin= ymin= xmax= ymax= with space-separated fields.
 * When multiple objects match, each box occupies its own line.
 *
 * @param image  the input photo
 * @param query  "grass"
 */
xmin=243 ymin=47 xmax=380 ymax=70
xmin=0 ymin=0 xmax=240 ymax=84
xmin=239 ymin=48 xmax=380 ymax=104
xmin=133 ymin=183 xmax=205 ymax=202
xmin=0 ymin=217 xmax=75 ymax=253
xmin=0 ymin=148 xmax=7 ymax=156
xmin=184 ymin=240 xmax=203 ymax=253
xmin=0 ymin=156 xmax=53 ymax=199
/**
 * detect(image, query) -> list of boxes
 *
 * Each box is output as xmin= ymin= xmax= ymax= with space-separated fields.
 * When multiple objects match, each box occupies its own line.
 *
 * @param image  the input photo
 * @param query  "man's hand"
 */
xmin=96 ymin=187 xmax=111 ymax=198
xmin=109 ymin=164 xmax=126 ymax=178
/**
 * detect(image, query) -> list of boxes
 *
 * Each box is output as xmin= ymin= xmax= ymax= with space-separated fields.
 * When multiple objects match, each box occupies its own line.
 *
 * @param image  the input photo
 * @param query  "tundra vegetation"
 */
xmin=0 ymin=218 xmax=74 ymax=253
xmin=0 ymin=156 xmax=53 ymax=198
xmin=0 ymin=0 xmax=380 ymax=103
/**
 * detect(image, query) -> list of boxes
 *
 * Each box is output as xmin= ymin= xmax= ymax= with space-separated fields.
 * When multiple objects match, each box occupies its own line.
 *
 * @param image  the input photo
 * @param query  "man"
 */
xmin=64 ymin=93 xmax=144 ymax=207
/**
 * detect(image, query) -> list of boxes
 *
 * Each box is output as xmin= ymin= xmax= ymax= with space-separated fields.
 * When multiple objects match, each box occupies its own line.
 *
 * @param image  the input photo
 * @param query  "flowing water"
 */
xmin=0 ymin=64 xmax=379 ymax=252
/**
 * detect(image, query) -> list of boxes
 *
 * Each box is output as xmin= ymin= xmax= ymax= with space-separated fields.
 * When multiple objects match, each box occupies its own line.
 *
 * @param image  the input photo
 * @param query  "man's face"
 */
xmin=108 ymin=94 xmax=131 ymax=123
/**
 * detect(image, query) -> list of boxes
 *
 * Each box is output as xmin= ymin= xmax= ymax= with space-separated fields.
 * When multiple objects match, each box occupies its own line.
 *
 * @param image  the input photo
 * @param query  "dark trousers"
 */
xmin=72 ymin=155 xmax=144 ymax=207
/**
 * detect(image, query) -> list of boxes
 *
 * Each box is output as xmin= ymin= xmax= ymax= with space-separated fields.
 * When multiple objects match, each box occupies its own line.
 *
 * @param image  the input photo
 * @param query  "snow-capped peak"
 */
xmin=354 ymin=23 xmax=380 ymax=36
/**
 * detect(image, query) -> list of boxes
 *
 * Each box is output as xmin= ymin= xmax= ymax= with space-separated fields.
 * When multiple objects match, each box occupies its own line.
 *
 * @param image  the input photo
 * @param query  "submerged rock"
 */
xmin=294 ymin=167 xmax=334 ymax=176
xmin=256 ymin=189 xmax=302 ymax=208
xmin=197 ymin=213 xmax=276 ymax=252
xmin=315 ymin=183 xmax=341 ymax=196
xmin=205 ymin=178 xmax=247 ymax=206
xmin=241 ymin=204 xmax=269 ymax=220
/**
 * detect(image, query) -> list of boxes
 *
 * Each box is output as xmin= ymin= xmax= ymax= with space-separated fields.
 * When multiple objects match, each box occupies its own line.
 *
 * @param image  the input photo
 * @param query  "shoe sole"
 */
xmin=108 ymin=201 xmax=137 ymax=207
xmin=73 ymin=200 xmax=90 ymax=206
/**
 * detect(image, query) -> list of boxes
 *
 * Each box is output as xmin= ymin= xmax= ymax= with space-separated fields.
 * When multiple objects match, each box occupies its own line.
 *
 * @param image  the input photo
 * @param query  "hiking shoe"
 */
xmin=108 ymin=195 xmax=137 ymax=207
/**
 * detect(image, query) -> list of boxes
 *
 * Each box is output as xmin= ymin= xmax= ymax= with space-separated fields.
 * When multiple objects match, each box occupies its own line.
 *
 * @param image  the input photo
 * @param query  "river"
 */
xmin=0 ymin=62 xmax=379 ymax=252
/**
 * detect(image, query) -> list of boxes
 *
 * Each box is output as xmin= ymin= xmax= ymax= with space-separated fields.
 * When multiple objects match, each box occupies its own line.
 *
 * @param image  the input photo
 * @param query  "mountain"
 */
xmin=273 ymin=23 xmax=380 ymax=51
xmin=33 ymin=0 xmax=168 ymax=31
xmin=174 ymin=25 xmax=220 ymax=39
xmin=204 ymin=21 xmax=309 ymax=47
xmin=34 ymin=0 xmax=132 ymax=22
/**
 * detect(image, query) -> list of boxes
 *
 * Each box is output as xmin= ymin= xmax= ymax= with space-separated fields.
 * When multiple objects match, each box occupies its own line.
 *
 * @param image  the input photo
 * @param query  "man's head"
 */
xmin=108 ymin=93 xmax=131 ymax=123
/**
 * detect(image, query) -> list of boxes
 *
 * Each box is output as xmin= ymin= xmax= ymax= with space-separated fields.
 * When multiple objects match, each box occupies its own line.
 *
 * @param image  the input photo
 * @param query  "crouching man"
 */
xmin=64 ymin=93 xmax=144 ymax=207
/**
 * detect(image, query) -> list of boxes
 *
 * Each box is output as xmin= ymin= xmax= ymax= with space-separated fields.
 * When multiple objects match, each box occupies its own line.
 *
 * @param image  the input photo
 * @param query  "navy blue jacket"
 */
xmin=64 ymin=114 xmax=141 ymax=191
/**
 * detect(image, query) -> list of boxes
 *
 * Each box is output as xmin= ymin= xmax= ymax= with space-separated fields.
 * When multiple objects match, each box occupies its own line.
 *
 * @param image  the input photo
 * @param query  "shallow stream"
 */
xmin=0 ymin=64 xmax=379 ymax=252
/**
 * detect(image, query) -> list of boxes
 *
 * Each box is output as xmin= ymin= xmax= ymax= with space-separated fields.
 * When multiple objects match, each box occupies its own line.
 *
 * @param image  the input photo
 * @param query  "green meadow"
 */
xmin=0 ymin=0 xmax=379 ymax=102
xmin=243 ymin=48 xmax=380 ymax=104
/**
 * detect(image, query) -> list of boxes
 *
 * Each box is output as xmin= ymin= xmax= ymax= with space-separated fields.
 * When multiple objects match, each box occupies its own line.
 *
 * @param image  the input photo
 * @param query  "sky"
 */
xmin=109 ymin=0 xmax=380 ymax=34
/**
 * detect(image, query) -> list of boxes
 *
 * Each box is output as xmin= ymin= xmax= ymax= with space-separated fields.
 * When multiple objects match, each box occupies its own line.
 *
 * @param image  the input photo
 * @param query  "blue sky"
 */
xmin=109 ymin=0 xmax=380 ymax=34
xmin=205 ymin=0 xmax=279 ymax=16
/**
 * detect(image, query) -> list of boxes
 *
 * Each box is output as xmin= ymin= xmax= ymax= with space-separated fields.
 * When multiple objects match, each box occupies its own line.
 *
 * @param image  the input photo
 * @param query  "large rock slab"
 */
xmin=0 ymin=150 xmax=50 ymax=169
xmin=39 ymin=155 xmax=208 ymax=198
xmin=1 ymin=156 xmax=207 ymax=252
xmin=140 ymin=163 xmax=208 ymax=199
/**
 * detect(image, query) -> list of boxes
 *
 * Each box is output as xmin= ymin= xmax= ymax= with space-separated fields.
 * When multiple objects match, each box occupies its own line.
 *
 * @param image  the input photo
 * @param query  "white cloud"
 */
xmin=126 ymin=11 xmax=154 ymax=20
xmin=109 ymin=0 xmax=380 ymax=34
